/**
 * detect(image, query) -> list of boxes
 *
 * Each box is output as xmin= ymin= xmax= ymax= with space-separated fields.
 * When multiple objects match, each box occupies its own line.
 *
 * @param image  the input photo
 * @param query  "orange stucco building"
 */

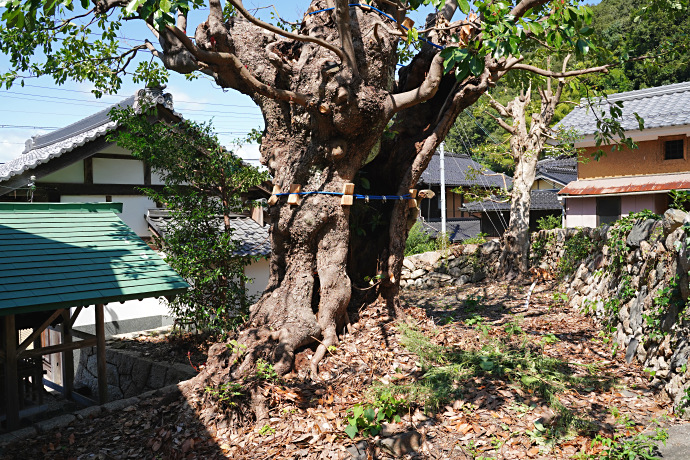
xmin=558 ymin=82 xmax=690 ymax=227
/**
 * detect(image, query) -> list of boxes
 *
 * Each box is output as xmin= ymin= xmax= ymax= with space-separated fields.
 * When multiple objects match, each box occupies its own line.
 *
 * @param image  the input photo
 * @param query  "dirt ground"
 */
xmin=1 ymin=281 xmax=685 ymax=459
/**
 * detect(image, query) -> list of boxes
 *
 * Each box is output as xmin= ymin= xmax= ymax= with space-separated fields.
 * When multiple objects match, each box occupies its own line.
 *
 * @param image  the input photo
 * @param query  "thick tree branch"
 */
xmin=335 ymin=0 xmax=359 ymax=77
xmin=510 ymin=0 xmax=552 ymax=19
xmin=227 ymin=0 xmax=347 ymax=64
xmin=486 ymin=93 xmax=511 ymax=118
xmin=165 ymin=25 xmax=310 ymax=106
xmin=553 ymin=54 xmax=571 ymax=104
xmin=510 ymin=62 xmax=612 ymax=78
xmin=384 ymin=53 xmax=444 ymax=116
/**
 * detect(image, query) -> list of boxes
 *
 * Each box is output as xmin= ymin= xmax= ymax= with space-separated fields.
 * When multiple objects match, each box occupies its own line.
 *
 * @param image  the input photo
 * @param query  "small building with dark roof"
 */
xmin=146 ymin=209 xmax=270 ymax=299
xmin=416 ymin=152 xmax=511 ymax=241
xmin=558 ymin=82 xmax=690 ymax=227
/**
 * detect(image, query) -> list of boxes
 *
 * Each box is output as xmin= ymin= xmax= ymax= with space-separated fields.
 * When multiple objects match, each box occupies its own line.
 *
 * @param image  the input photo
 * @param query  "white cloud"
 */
xmin=234 ymin=142 xmax=261 ymax=161
xmin=0 ymin=133 xmax=29 ymax=164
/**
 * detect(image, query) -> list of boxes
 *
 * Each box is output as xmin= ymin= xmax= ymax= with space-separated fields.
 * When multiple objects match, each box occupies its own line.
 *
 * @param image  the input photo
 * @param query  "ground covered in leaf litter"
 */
xmin=0 ymin=281 xmax=685 ymax=459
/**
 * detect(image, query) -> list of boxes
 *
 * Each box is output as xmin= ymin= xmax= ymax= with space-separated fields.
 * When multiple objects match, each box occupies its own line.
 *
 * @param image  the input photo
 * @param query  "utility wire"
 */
xmin=0 ymin=93 xmax=263 ymax=117
xmin=17 ymin=83 xmax=258 ymax=109
xmin=455 ymin=114 xmax=509 ymax=234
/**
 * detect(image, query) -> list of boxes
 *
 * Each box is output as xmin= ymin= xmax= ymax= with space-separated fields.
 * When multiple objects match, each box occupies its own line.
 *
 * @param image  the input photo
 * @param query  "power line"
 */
xmin=0 ymin=93 xmax=264 ymax=117
xmin=18 ymin=83 xmax=258 ymax=109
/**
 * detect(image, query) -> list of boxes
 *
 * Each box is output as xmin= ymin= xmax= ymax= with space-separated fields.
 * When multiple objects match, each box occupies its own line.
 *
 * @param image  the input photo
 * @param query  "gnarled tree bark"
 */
xmin=126 ymin=0 xmax=568 ymax=413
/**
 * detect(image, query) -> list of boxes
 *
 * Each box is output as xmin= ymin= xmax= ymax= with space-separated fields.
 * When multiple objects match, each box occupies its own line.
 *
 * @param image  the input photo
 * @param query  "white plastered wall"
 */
xmin=245 ymin=257 xmax=270 ymax=299
xmin=60 ymin=195 xmax=156 ymax=237
xmin=71 ymin=297 xmax=171 ymax=328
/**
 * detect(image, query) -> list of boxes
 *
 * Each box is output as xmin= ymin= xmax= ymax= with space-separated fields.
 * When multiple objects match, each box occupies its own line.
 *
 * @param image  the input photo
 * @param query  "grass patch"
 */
xmin=378 ymin=323 xmax=617 ymax=445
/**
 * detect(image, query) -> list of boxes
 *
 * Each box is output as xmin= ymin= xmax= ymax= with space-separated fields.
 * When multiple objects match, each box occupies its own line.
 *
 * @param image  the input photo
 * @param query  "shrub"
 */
xmin=405 ymin=222 xmax=450 ymax=255
xmin=110 ymin=106 xmax=269 ymax=333
xmin=462 ymin=232 xmax=488 ymax=244
xmin=537 ymin=214 xmax=562 ymax=230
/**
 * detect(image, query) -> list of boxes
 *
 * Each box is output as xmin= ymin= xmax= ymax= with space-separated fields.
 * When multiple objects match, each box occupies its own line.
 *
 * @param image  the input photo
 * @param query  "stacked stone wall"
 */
xmin=400 ymin=241 xmax=501 ymax=289
xmin=74 ymin=346 xmax=196 ymax=402
xmin=532 ymin=209 xmax=690 ymax=413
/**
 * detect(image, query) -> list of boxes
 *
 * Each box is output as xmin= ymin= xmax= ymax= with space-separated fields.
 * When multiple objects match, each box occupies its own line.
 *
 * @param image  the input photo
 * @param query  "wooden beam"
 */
xmin=341 ymin=182 xmax=354 ymax=206
xmin=61 ymin=310 xmax=74 ymax=399
xmin=4 ymin=315 xmax=19 ymax=431
xmin=287 ymin=184 xmax=302 ymax=205
xmin=143 ymin=162 xmax=152 ymax=186
xmin=92 ymin=153 xmax=140 ymax=161
xmin=70 ymin=329 xmax=95 ymax=341
xmin=16 ymin=309 xmax=65 ymax=357
xmin=84 ymin=157 xmax=94 ymax=185
xmin=267 ymin=185 xmax=281 ymax=206
xmin=18 ymin=338 xmax=97 ymax=359
xmin=0 ymin=136 xmax=114 ymax=196
xmin=95 ymin=304 xmax=108 ymax=405
xmin=67 ymin=306 xmax=83 ymax=330
xmin=36 ymin=182 xmax=166 ymax=196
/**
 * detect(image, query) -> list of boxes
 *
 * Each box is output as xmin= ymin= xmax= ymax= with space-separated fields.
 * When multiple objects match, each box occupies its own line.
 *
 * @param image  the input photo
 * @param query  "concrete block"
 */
xmin=0 ymin=426 xmax=38 ymax=446
xmin=75 ymin=405 xmax=103 ymax=420
xmin=35 ymin=414 xmax=76 ymax=433
xmin=102 ymin=396 xmax=139 ymax=412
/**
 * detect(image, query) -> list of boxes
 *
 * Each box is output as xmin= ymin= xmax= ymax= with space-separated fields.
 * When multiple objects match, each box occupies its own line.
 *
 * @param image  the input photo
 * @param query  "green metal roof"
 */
xmin=0 ymin=202 xmax=188 ymax=316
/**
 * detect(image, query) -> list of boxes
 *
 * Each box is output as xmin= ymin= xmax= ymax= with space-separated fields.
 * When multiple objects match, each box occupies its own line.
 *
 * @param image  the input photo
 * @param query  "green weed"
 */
xmin=391 ymin=324 xmax=614 ymax=444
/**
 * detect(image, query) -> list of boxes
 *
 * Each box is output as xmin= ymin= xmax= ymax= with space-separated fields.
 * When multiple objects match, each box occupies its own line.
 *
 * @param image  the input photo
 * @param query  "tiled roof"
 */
xmin=0 ymin=203 xmax=188 ymax=316
xmin=535 ymin=156 xmax=577 ymax=187
xmin=419 ymin=152 xmax=513 ymax=189
xmin=463 ymin=190 xmax=563 ymax=212
xmin=146 ymin=209 xmax=270 ymax=257
xmin=0 ymin=88 xmax=177 ymax=183
xmin=420 ymin=218 xmax=481 ymax=243
xmin=559 ymin=81 xmax=690 ymax=136
xmin=559 ymin=172 xmax=690 ymax=196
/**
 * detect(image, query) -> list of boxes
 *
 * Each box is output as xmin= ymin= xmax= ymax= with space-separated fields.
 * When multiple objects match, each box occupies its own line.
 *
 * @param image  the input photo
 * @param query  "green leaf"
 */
xmin=125 ymin=0 xmax=145 ymax=16
xmin=455 ymin=64 xmax=470 ymax=82
xmin=534 ymin=420 xmax=545 ymax=432
xmin=528 ymin=21 xmax=543 ymax=35
xmin=576 ymin=38 xmax=590 ymax=56
xmin=344 ymin=424 xmax=358 ymax=439
xmin=363 ymin=407 xmax=376 ymax=423
xmin=469 ymin=55 xmax=484 ymax=76
xmin=479 ymin=358 xmax=494 ymax=371
xmin=458 ymin=0 xmax=470 ymax=14
xmin=579 ymin=25 xmax=593 ymax=36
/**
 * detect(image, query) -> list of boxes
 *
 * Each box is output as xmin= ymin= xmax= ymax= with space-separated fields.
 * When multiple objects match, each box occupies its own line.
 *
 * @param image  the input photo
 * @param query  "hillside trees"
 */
xmin=0 ymin=0 xmax=662 ymax=401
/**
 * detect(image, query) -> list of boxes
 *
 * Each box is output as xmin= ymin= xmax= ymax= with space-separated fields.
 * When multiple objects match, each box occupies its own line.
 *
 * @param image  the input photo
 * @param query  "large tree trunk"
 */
xmin=184 ymin=1 xmax=493 ymax=381
xmin=177 ymin=4 xmax=511 ymax=416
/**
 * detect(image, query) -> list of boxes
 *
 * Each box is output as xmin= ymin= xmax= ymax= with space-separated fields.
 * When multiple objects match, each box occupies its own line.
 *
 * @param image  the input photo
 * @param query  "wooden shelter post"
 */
xmin=3 ymin=315 xmax=19 ymax=431
xmin=95 ymin=304 xmax=108 ymax=405
xmin=61 ymin=310 xmax=74 ymax=399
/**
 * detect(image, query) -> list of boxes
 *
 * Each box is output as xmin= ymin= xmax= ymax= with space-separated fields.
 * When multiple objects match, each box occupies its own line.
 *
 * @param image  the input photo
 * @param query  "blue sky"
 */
xmin=0 ymin=1 xmax=598 ymax=165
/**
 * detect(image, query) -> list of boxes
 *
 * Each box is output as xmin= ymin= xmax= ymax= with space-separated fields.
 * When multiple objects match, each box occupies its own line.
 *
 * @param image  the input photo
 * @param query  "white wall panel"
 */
xmin=40 ymin=160 xmax=84 ymax=183
xmin=93 ymin=158 xmax=144 ymax=184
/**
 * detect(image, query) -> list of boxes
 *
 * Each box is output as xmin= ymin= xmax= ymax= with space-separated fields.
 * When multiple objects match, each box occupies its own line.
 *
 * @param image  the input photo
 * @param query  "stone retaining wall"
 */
xmin=74 ymin=346 xmax=195 ymax=402
xmin=532 ymin=209 xmax=690 ymax=414
xmin=400 ymin=241 xmax=501 ymax=289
